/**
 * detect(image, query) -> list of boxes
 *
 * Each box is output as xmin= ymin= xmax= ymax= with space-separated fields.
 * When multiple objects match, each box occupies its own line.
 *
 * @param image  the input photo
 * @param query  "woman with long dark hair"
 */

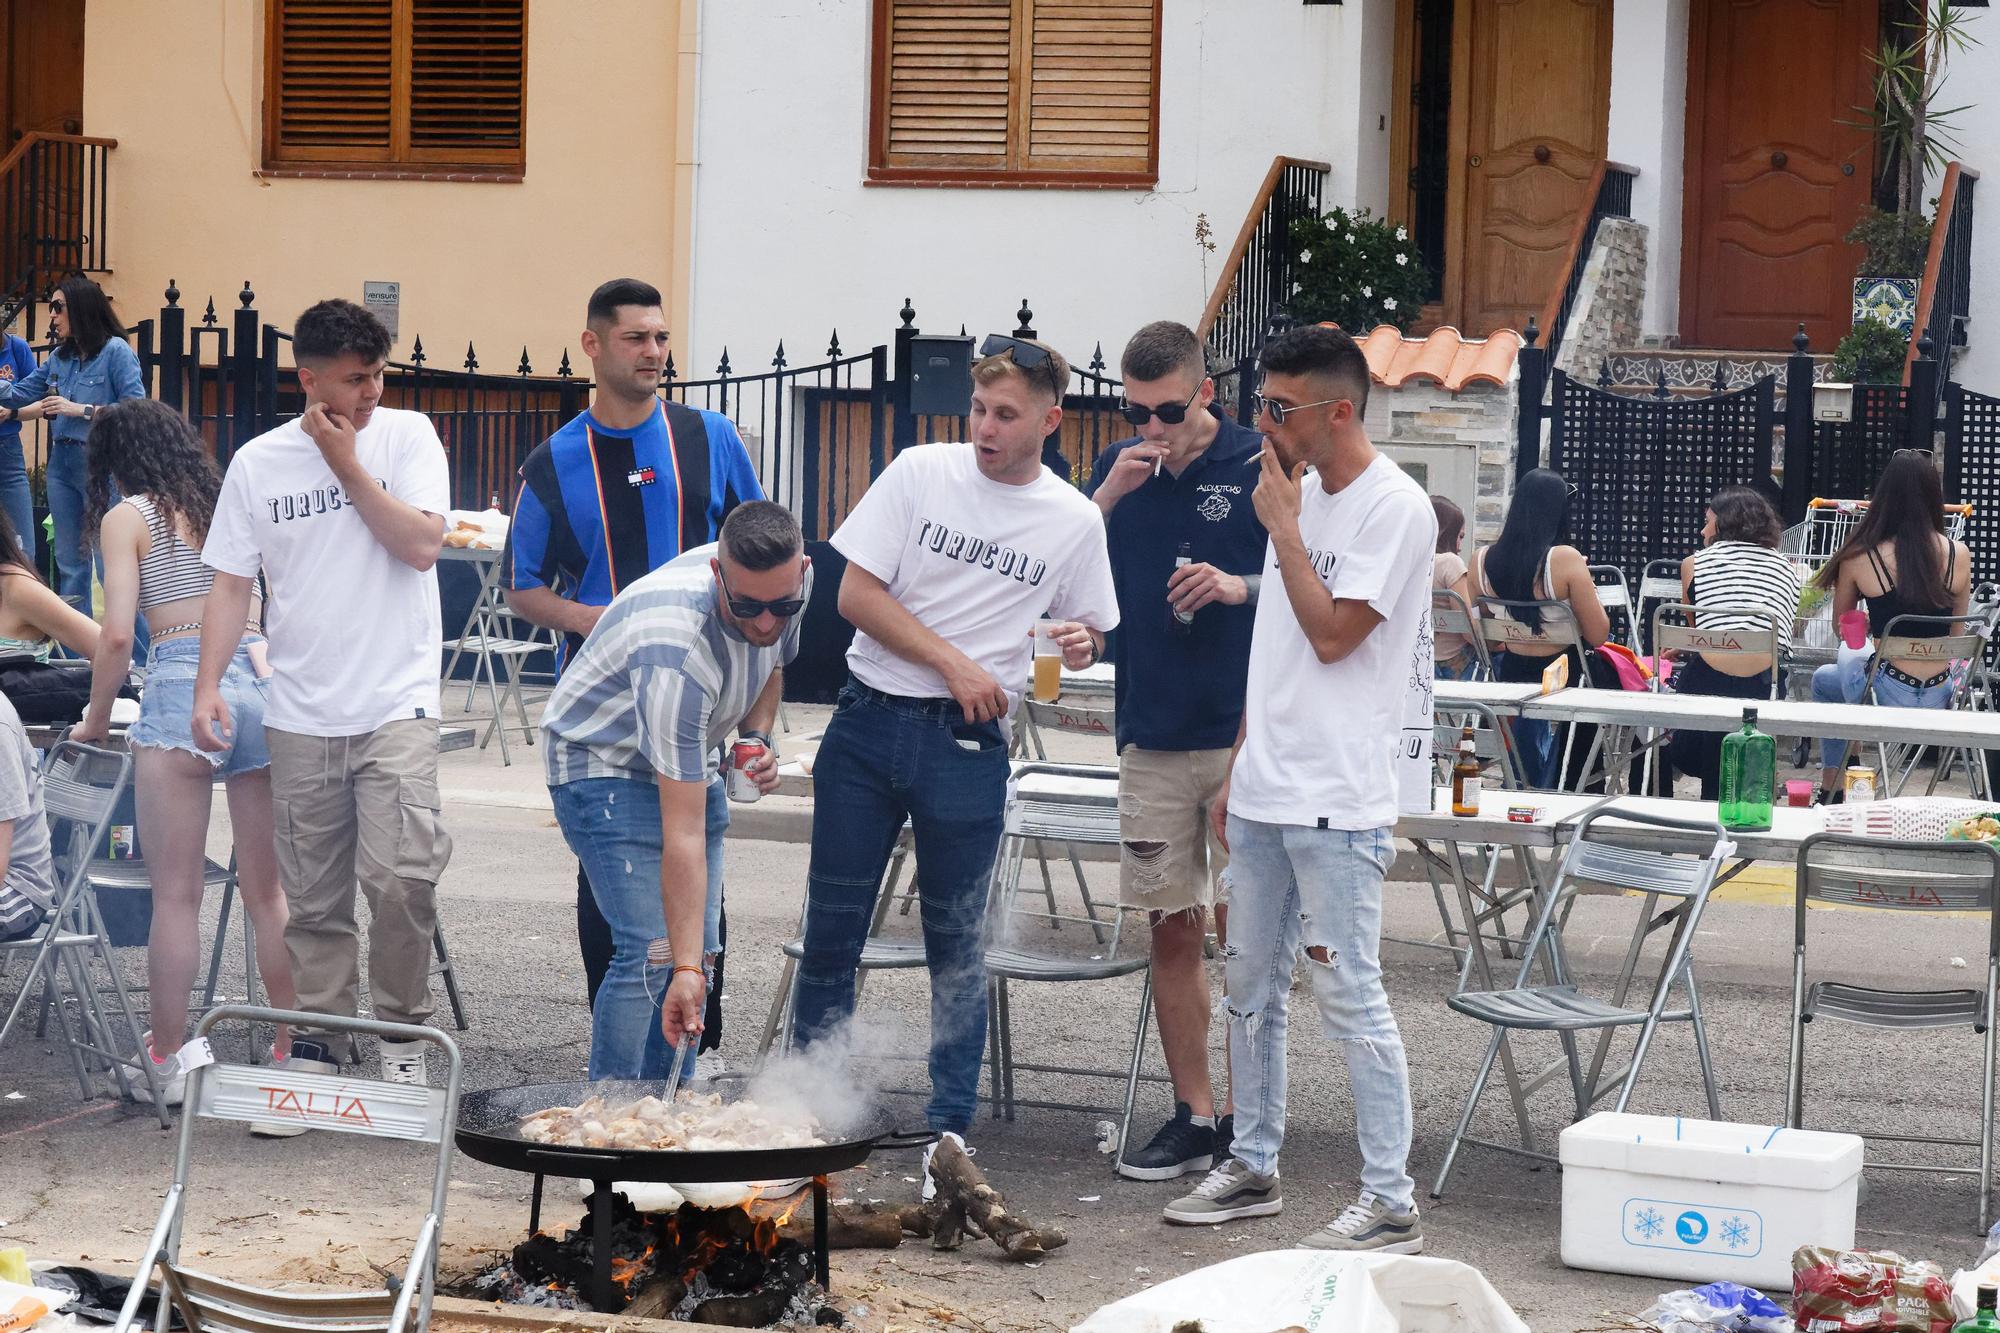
xmin=1470 ymin=468 xmax=1609 ymax=786
xmin=1665 ymin=485 xmax=1802 ymax=798
xmin=73 ymin=400 xmax=294 ymax=1104
xmin=0 ymin=277 xmax=145 ymax=612
xmin=1807 ymin=450 xmax=1971 ymax=799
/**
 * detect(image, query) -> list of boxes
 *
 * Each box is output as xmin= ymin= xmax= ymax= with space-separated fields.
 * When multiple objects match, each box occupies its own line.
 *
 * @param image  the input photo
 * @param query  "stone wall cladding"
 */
xmin=1554 ymin=217 xmax=1649 ymax=387
xmin=1364 ymin=375 xmax=1519 ymax=544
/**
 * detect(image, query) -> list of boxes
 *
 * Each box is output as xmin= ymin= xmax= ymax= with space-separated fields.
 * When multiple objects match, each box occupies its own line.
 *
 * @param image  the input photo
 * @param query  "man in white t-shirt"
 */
xmin=1164 ymin=325 xmax=1436 ymax=1255
xmin=195 ymin=299 xmax=454 ymax=1114
xmin=792 ymin=336 xmax=1118 ymax=1177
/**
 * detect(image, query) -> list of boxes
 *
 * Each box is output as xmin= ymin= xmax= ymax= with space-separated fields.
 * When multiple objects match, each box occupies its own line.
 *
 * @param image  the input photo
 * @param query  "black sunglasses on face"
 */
xmin=979 ymin=334 xmax=1065 ymax=400
xmin=1119 ymin=381 xmax=1203 ymax=427
xmin=718 ymin=567 xmax=805 ymax=620
xmin=1252 ymin=392 xmax=1346 ymax=425
xmin=47 ymin=300 xmax=64 ymax=314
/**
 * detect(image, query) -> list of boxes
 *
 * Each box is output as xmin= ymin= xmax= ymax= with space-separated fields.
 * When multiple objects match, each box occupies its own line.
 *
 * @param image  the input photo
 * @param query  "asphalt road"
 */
xmin=4 ymin=714 xmax=1997 ymax=1332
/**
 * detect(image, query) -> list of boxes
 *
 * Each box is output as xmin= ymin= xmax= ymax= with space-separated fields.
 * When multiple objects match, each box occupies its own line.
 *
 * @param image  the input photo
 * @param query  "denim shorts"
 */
xmin=131 ymin=636 xmax=271 ymax=775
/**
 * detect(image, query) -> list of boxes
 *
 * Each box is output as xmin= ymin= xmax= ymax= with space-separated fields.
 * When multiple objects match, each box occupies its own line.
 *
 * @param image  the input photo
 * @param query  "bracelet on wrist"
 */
xmin=672 ymin=963 xmax=705 ymax=981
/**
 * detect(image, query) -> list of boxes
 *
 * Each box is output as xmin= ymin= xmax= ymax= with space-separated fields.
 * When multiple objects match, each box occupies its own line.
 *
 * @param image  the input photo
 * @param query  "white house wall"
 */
xmin=687 ymin=0 xmax=1381 ymax=380
xmin=1605 ymin=0 xmax=1688 ymax=344
xmin=1933 ymin=35 xmax=2000 ymax=394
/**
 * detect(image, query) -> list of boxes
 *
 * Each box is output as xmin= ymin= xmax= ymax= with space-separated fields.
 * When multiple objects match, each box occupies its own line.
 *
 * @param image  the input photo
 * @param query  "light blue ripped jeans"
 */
xmin=1222 ymin=817 xmax=1416 ymax=1210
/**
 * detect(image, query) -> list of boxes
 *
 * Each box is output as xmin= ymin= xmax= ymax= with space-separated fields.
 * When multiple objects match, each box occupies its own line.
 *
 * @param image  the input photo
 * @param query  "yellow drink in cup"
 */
xmin=1033 ymin=623 xmax=1062 ymax=703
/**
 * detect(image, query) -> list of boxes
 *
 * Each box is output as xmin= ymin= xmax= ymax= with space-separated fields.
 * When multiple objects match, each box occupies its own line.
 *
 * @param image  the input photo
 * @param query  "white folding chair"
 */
xmin=1857 ymin=613 xmax=1992 ymax=798
xmin=1786 ymin=834 xmax=2000 ymax=1231
xmin=116 ymin=1006 xmax=461 ymax=1333
xmin=1627 ymin=600 xmax=1786 ymax=792
xmin=1408 ymin=701 xmax=1527 ymax=965
xmin=1636 ymin=558 xmax=1687 ymax=655
xmin=1431 ymin=802 xmax=1731 ymax=1199
xmin=1474 ymin=595 xmax=1591 ymax=789
xmin=0 ymin=741 xmax=166 ymax=1124
xmin=1590 ymin=564 xmax=1637 ymax=645
xmin=1003 ymin=704 xmax=1119 ymax=945
xmin=1432 ymin=587 xmax=1493 ymax=681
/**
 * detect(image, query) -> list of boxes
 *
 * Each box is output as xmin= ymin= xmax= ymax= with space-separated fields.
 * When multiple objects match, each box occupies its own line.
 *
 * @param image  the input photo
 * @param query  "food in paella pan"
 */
xmin=1949 ymin=813 xmax=2000 ymax=842
xmin=518 ymin=1090 xmax=825 ymax=1151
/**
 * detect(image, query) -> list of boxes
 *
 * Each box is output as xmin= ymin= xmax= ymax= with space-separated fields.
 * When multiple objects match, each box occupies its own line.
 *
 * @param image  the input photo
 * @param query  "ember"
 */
xmin=461 ymin=1191 xmax=843 ymax=1329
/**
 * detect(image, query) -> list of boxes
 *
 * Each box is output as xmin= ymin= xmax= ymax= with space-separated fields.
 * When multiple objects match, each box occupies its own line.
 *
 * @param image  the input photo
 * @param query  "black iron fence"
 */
xmin=17 ymin=283 xmax=1273 ymax=541
xmin=0 ymin=133 xmax=115 ymax=333
xmin=1536 ymin=161 xmax=1638 ymax=371
xmin=1198 ymin=157 xmax=1329 ymax=395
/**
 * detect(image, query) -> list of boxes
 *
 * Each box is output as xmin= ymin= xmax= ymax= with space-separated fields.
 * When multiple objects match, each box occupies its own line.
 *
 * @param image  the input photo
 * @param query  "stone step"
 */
xmin=1599 ymin=347 xmax=1834 ymax=396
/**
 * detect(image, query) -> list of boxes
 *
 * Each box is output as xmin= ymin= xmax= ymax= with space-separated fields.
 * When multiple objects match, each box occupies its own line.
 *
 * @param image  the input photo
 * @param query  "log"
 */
xmin=620 ymin=1275 xmax=686 ymax=1320
xmin=776 ymin=1202 xmax=907 ymax=1250
xmin=922 ymin=1136 xmax=1069 ymax=1262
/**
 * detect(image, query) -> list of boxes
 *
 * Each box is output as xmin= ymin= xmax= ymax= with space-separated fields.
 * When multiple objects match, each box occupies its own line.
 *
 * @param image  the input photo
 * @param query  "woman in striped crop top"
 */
xmin=73 ymin=400 xmax=297 ymax=1100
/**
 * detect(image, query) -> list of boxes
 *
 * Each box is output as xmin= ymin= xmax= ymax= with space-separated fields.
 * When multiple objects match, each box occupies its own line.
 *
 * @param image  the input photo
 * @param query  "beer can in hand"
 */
xmin=726 ymin=738 xmax=768 ymax=803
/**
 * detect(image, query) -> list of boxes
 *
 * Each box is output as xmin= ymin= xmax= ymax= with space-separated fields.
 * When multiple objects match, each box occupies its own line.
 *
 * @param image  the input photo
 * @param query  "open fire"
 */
xmin=465 ymin=1190 xmax=842 ymax=1328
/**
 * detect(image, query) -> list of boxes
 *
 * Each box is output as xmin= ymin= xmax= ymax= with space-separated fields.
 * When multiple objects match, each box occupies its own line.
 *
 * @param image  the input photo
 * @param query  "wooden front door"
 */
xmin=1449 ymin=0 xmax=1613 ymax=338
xmin=2 ymin=0 xmax=86 ymax=146
xmin=1682 ymin=0 xmax=1877 ymax=350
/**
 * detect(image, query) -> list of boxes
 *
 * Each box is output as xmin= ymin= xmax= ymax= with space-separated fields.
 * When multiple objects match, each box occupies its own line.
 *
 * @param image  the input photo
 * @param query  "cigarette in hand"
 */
xmin=1153 ymin=454 xmax=1163 ymax=477
xmin=1248 ymin=448 xmax=1266 ymax=465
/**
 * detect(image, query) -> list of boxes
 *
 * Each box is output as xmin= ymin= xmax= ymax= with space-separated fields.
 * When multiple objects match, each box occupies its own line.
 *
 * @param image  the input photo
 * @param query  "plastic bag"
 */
xmin=1792 ymin=1245 xmax=1953 ymax=1333
xmin=1639 ymin=1282 xmax=1790 ymax=1332
xmin=1070 ymin=1250 xmax=1528 ymax=1333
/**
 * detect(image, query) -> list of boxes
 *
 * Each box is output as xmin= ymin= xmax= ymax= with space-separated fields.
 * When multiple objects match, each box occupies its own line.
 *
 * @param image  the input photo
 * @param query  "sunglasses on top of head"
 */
xmin=978 ymin=334 xmax=1065 ymax=400
xmin=718 ymin=567 xmax=805 ymax=620
xmin=1119 ymin=380 xmax=1204 ymax=427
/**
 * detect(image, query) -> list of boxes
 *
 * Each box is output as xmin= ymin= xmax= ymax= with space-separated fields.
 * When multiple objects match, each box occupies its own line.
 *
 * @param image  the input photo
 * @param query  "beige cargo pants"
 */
xmin=265 ymin=718 xmax=453 ymax=1038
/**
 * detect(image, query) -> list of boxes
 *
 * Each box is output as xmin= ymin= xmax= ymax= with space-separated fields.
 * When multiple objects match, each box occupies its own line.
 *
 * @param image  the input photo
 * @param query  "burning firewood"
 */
xmin=920 ymin=1135 xmax=1068 ymax=1262
xmin=775 ymin=1201 xmax=910 ymax=1250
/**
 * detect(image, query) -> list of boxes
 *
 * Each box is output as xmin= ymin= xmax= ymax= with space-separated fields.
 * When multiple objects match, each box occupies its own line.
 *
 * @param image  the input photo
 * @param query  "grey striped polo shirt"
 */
xmin=542 ymin=543 xmax=809 ymax=787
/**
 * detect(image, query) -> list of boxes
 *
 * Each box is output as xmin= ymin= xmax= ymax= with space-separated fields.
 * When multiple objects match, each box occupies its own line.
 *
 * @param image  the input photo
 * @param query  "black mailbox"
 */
xmin=908 ymin=333 xmax=976 ymax=416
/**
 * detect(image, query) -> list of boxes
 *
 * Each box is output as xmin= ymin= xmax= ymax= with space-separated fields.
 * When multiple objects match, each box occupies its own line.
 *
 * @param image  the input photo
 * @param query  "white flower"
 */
xmin=1396 ymin=226 xmax=1408 ymax=241
xmin=1383 ymin=297 xmax=1398 ymax=310
xmin=1395 ymin=252 xmax=1409 ymax=266
xmin=1325 ymin=216 xmax=1338 ymax=233
xmin=1299 ymin=248 xmax=1312 ymax=263
xmin=1361 ymin=285 xmax=1372 ymax=298
xmin=1346 ymin=232 xmax=1358 ymax=245
xmin=1291 ymin=281 xmax=1303 ymax=296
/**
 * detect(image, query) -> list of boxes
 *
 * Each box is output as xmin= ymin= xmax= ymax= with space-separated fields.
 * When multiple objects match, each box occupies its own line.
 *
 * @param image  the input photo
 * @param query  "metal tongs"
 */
xmin=661 ymin=1030 xmax=698 ymax=1104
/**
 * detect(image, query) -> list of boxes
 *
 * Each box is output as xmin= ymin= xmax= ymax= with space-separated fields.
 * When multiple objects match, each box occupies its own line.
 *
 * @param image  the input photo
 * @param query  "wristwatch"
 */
xmin=740 ymin=729 xmax=776 ymax=757
xmin=80 ymin=404 xmax=95 ymax=422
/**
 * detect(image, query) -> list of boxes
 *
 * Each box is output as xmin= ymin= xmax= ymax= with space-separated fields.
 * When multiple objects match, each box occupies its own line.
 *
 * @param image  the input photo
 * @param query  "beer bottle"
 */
xmin=1451 ymin=724 xmax=1481 ymax=817
xmin=1169 ymin=542 xmax=1195 ymax=635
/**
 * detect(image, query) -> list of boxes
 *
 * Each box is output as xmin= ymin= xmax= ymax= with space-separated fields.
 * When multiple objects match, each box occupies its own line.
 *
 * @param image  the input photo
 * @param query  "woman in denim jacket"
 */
xmin=0 ymin=277 xmax=145 ymax=612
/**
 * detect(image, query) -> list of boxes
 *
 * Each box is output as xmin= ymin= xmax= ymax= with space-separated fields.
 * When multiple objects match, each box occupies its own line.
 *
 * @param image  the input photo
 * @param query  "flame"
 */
xmin=609 ymin=1242 xmax=656 ymax=1291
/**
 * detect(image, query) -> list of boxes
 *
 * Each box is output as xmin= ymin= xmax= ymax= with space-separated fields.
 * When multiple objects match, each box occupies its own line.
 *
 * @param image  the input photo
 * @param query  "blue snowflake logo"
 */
xmin=1721 ymin=1216 xmax=1751 ymax=1250
xmin=1632 ymin=1207 xmax=1665 ymax=1240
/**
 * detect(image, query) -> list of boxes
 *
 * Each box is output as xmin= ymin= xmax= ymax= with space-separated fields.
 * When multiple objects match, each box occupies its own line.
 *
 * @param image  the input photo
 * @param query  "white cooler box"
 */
xmin=1560 ymin=1112 xmax=1863 ymax=1290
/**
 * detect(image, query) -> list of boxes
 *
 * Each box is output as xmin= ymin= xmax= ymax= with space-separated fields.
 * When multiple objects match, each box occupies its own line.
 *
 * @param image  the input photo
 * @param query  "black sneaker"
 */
xmin=1117 ymin=1102 xmax=1216 ymax=1181
xmin=1216 ymin=1112 xmax=1234 ymax=1158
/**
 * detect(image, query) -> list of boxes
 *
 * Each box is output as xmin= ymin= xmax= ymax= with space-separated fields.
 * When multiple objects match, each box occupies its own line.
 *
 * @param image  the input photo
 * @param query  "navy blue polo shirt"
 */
xmin=1086 ymin=413 xmax=1267 ymax=752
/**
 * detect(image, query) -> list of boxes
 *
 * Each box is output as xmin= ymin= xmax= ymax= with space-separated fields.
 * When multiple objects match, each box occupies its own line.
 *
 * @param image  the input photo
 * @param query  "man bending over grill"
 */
xmin=542 ymin=501 xmax=810 ymax=1078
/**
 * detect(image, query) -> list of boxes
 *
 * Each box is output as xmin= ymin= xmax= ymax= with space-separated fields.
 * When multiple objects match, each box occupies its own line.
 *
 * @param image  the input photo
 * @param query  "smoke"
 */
xmin=743 ymin=1009 xmax=915 ymax=1135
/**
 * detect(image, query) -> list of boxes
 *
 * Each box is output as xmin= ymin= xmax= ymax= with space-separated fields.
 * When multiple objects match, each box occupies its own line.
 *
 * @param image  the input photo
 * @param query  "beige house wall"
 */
xmin=80 ymin=0 xmax=689 ymax=369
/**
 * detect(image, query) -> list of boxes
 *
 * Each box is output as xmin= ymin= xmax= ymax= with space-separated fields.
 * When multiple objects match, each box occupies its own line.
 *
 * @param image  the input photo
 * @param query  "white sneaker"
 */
xmin=379 ymin=1039 xmax=428 ymax=1086
xmin=131 ymin=1032 xmax=186 ymax=1109
xmin=693 ymin=1050 xmax=728 ymax=1084
xmin=251 ymin=1039 xmax=338 ymax=1138
xmin=920 ymin=1131 xmax=972 ymax=1203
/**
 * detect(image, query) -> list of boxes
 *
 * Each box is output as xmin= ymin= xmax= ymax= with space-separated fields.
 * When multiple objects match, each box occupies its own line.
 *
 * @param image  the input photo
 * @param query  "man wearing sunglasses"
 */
xmin=1079 ymin=320 xmax=1266 ymax=1183
xmin=793 ymin=335 xmax=1117 ymax=1179
xmin=1166 ymin=324 xmax=1435 ymax=1257
xmin=541 ymin=500 xmax=809 ymax=1079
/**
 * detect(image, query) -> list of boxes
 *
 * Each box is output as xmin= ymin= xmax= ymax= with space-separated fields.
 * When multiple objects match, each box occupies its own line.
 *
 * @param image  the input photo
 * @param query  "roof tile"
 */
xmin=1326 ymin=322 xmax=1521 ymax=393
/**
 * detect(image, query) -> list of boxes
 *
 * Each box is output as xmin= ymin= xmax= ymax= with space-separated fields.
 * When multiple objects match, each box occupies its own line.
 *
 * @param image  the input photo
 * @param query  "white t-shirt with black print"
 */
xmin=205 ymin=406 xmax=453 ymax=736
xmin=831 ymin=442 xmax=1119 ymax=710
xmin=1231 ymin=454 xmax=1437 ymax=831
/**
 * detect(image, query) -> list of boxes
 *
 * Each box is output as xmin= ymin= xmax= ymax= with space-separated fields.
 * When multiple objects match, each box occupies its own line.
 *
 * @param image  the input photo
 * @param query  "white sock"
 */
xmin=1189 ymin=1114 xmax=1215 ymax=1129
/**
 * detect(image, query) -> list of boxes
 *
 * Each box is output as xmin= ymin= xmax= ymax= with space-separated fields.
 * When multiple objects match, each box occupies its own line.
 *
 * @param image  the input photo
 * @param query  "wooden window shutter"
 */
xmin=408 ymin=0 xmax=526 ymax=164
xmin=265 ymin=0 xmax=526 ymax=175
xmin=871 ymin=0 xmax=1160 ymax=185
xmin=1021 ymin=0 xmax=1157 ymax=174
xmin=268 ymin=0 xmax=396 ymax=161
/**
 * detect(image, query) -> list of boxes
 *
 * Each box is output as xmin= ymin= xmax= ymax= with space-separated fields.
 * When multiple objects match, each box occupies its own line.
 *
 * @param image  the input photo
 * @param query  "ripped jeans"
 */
xmin=551 ymin=774 xmax=730 ymax=1081
xmin=1222 ymin=816 xmax=1415 ymax=1209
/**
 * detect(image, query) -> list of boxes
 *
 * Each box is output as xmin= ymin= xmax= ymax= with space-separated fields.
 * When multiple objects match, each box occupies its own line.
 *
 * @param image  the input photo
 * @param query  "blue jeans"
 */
xmin=0 ymin=436 xmax=30 ymax=556
xmin=1434 ymin=651 xmax=1480 ymax=682
xmin=794 ymin=683 xmax=1008 ymax=1136
xmin=131 ymin=636 xmax=271 ymax=775
xmin=1811 ymin=659 xmax=1956 ymax=770
xmin=44 ymin=442 xmax=147 ymax=662
xmin=1223 ymin=817 xmax=1415 ymax=1210
xmin=550 ymin=774 xmax=729 ymax=1081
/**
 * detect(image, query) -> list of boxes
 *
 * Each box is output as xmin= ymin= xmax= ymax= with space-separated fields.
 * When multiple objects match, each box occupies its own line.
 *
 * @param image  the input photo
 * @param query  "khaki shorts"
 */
xmin=1118 ymin=746 xmax=1232 ymax=915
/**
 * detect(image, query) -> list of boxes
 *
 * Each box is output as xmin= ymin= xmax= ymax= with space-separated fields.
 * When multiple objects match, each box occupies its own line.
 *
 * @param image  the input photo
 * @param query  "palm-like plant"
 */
xmin=1867 ymin=0 xmax=1979 ymax=217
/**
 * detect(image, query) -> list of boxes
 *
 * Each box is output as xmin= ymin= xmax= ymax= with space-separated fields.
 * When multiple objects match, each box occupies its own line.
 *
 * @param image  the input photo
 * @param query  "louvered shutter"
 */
xmin=1021 ymin=0 xmax=1157 ymax=173
xmin=269 ymin=0 xmax=395 ymax=161
xmin=408 ymin=0 xmax=525 ymax=163
xmin=878 ymin=0 xmax=1015 ymax=169
xmin=265 ymin=0 xmax=526 ymax=173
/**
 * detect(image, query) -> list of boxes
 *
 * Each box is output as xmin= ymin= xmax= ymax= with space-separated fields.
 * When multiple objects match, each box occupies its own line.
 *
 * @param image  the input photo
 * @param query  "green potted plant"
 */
xmin=1285 ymin=206 xmax=1430 ymax=335
xmin=1847 ymin=0 xmax=1977 ymax=331
xmin=1831 ymin=318 xmax=1909 ymax=385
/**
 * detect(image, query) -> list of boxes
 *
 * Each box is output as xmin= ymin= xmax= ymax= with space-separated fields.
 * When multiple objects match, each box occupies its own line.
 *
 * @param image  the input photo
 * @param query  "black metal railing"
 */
xmin=1906 ymin=162 xmax=1977 ymax=426
xmin=0 ymin=133 xmax=116 ymax=333
xmin=1198 ymin=156 xmax=1330 ymax=378
xmin=18 ymin=283 xmax=1272 ymax=542
xmin=1536 ymin=160 xmax=1638 ymax=372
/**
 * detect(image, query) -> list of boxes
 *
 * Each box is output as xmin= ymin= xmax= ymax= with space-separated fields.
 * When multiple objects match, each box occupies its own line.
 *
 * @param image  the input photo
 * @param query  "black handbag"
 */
xmin=0 ymin=654 xmax=136 ymax=726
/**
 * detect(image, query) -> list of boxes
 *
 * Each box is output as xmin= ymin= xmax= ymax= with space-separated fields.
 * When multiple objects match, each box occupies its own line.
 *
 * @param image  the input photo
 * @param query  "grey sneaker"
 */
xmin=379 ymin=1038 xmax=428 ymax=1086
xmin=1162 ymin=1158 xmax=1282 ymax=1225
xmin=251 ymin=1039 xmax=338 ymax=1138
xmin=1296 ymin=1192 xmax=1424 ymax=1254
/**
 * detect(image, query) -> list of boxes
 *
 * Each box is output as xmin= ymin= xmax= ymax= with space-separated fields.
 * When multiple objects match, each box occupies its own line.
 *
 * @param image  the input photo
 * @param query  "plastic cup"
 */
xmin=1033 ymin=624 xmax=1062 ymax=703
